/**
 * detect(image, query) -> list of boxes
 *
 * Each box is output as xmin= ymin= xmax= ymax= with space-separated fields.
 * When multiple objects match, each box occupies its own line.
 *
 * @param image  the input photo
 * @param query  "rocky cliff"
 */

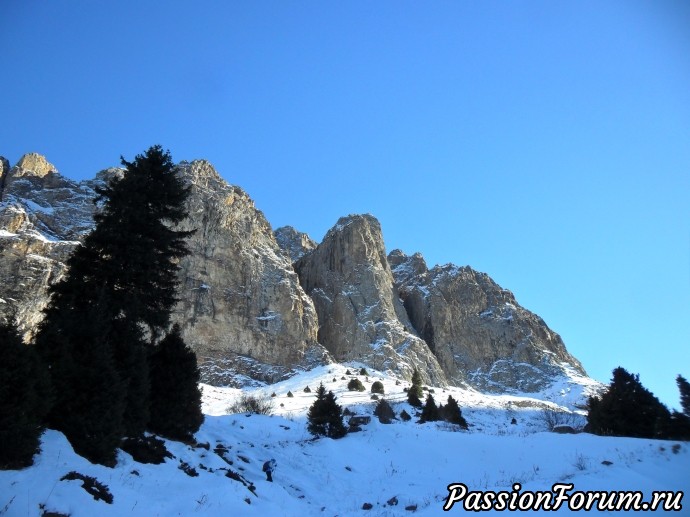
xmin=295 ymin=215 xmax=447 ymax=384
xmin=170 ymin=160 xmax=326 ymax=384
xmin=1 ymin=152 xmax=589 ymax=393
xmin=388 ymin=249 xmax=586 ymax=392
xmin=0 ymin=154 xmax=328 ymax=385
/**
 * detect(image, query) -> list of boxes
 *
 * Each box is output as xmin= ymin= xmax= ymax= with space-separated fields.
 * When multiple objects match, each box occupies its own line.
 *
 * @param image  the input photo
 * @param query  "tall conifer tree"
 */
xmin=36 ymin=146 xmax=193 ymax=462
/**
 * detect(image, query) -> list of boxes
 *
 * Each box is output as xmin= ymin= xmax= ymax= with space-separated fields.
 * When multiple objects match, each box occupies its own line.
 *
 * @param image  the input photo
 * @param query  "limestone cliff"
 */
xmin=171 ymin=160 xmax=326 ymax=384
xmin=0 ymin=154 xmax=328 ymax=385
xmin=295 ymin=215 xmax=447 ymax=384
xmin=388 ymin=249 xmax=586 ymax=392
xmin=1 ymin=151 xmax=591 ymax=394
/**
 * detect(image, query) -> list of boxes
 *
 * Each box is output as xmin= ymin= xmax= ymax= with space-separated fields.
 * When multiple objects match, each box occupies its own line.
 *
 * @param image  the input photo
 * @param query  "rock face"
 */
xmin=274 ymin=226 xmax=317 ymax=262
xmin=0 ymin=155 xmax=105 ymax=337
xmin=171 ymin=161 xmax=326 ymax=384
xmin=1 ymin=151 xmax=590 ymax=393
xmin=0 ymin=154 xmax=328 ymax=385
xmin=295 ymin=215 xmax=447 ymax=384
xmin=388 ymin=249 xmax=586 ymax=392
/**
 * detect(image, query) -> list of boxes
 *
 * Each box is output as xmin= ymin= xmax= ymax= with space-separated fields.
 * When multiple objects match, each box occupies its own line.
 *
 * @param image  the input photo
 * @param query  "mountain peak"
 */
xmin=14 ymin=153 xmax=58 ymax=178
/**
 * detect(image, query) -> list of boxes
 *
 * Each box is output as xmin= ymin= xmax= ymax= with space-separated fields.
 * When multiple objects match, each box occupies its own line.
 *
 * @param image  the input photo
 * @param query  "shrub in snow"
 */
xmin=304 ymin=386 xmax=312 ymax=393
xmin=60 ymin=472 xmax=113 ymax=504
xmin=121 ymin=436 xmax=172 ymax=464
xmin=371 ymin=381 xmax=385 ymax=394
xmin=228 ymin=393 xmax=274 ymax=416
xmin=287 ymin=391 xmax=294 ymax=398
xmin=360 ymin=368 xmax=369 ymax=376
xmin=347 ymin=378 xmax=366 ymax=392
xmin=400 ymin=409 xmax=411 ymax=421
xmin=371 ymin=394 xmax=379 ymax=400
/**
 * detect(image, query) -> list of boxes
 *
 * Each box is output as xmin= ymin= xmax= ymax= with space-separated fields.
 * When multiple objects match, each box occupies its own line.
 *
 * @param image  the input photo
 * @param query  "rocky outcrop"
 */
xmin=0 ymin=154 xmax=328 ymax=385
xmin=295 ymin=214 xmax=447 ymax=384
xmin=0 ymin=155 xmax=103 ymax=336
xmin=171 ymin=160 xmax=327 ymax=383
xmin=1 ymin=151 xmax=591 ymax=393
xmin=389 ymin=249 xmax=586 ymax=392
xmin=274 ymin=226 xmax=316 ymax=262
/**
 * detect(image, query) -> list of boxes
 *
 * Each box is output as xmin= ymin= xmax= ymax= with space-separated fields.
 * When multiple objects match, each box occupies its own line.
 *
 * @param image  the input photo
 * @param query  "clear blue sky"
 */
xmin=2 ymin=1 xmax=688 ymax=408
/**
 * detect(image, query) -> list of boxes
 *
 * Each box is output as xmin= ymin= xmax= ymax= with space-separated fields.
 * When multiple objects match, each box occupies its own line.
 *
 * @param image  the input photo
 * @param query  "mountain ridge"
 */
xmin=1 ymin=152 xmax=588 ymax=396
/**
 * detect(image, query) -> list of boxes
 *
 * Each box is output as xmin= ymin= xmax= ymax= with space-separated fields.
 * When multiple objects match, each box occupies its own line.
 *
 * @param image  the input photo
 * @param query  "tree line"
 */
xmin=1 ymin=146 xmax=203 ymax=468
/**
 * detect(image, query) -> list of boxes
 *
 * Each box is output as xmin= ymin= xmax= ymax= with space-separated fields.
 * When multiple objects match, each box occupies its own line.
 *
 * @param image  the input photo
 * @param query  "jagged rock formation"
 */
xmin=0 ymin=155 xmax=105 ymax=337
xmin=295 ymin=215 xmax=447 ymax=384
xmin=274 ymin=226 xmax=317 ymax=262
xmin=171 ymin=161 xmax=326 ymax=384
xmin=388 ymin=249 xmax=586 ymax=392
xmin=1 ymin=151 xmax=590 ymax=393
xmin=0 ymin=154 xmax=328 ymax=385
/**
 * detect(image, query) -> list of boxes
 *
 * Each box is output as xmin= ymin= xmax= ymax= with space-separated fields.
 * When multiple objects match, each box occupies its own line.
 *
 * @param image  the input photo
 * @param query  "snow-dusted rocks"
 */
xmin=0 ymin=151 xmax=589 ymax=395
xmin=295 ymin=214 xmax=447 ymax=384
xmin=0 ymin=155 xmax=329 ymax=383
xmin=171 ymin=160 xmax=327 ymax=383
xmin=274 ymin=225 xmax=317 ymax=262
xmin=389 ymin=249 xmax=586 ymax=393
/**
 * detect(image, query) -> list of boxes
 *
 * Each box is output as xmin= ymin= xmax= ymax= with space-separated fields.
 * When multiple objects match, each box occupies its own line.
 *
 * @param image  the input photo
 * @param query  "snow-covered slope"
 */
xmin=2 ymin=365 xmax=686 ymax=516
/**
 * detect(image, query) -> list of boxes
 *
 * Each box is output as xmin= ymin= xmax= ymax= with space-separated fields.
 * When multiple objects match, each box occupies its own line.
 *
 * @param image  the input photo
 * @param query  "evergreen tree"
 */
xmin=0 ymin=322 xmax=52 ymax=469
xmin=587 ymin=367 xmax=669 ymax=439
xmin=677 ymin=375 xmax=690 ymax=417
xmin=39 ymin=302 xmax=126 ymax=465
xmin=407 ymin=368 xmax=423 ymax=408
xmin=419 ymin=394 xmax=440 ymax=423
xmin=35 ymin=145 xmax=193 ymax=462
xmin=307 ymin=383 xmax=347 ymax=439
xmin=439 ymin=395 xmax=468 ymax=429
xmin=148 ymin=325 xmax=203 ymax=441
xmin=374 ymin=398 xmax=395 ymax=424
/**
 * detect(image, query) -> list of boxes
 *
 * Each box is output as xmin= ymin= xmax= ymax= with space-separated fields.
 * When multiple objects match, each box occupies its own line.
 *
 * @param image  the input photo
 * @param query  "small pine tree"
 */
xmin=587 ymin=367 xmax=669 ymax=439
xmin=148 ymin=325 xmax=203 ymax=441
xmin=439 ymin=395 xmax=468 ymax=429
xmin=677 ymin=375 xmax=690 ymax=417
xmin=371 ymin=381 xmax=384 ymax=395
xmin=307 ymin=383 xmax=347 ymax=439
xmin=360 ymin=368 xmax=368 ymax=376
xmin=400 ymin=409 xmax=411 ymax=421
xmin=407 ymin=368 xmax=423 ymax=407
xmin=420 ymin=394 xmax=440 ymax=423
xmin=374 ymin=399 xmax=396 ymax=424
xmin=0 ymin=322 xmax=52 ymax=469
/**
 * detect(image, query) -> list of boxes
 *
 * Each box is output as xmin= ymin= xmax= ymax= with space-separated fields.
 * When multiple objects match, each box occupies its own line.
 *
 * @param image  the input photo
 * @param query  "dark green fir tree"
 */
xmin=148 ymin=325 xmax=203 ymax=441
xmin=407 ymin=368 xmax=423 ymax=408
xmin=0 ymin=322 xmax=52 ymax=469
xmin=307 ymin=383 xmax=347 ymax=439
xmin=439 ymin=395 xmax=468 ymax=429
xmin=587 ymin=366 xmax=669 ymax=439
xmin=419 ymin=394 xmax=440 ymax=423
xmin=677 ymin=375 xmax=690 ymax=417
xmin=35 ymin=145 xmax=193 ymax=462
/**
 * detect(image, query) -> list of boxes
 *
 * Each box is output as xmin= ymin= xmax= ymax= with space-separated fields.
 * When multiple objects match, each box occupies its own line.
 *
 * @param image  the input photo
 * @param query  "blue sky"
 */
xmin=1 ymin=1 xmax=688 ymax=408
